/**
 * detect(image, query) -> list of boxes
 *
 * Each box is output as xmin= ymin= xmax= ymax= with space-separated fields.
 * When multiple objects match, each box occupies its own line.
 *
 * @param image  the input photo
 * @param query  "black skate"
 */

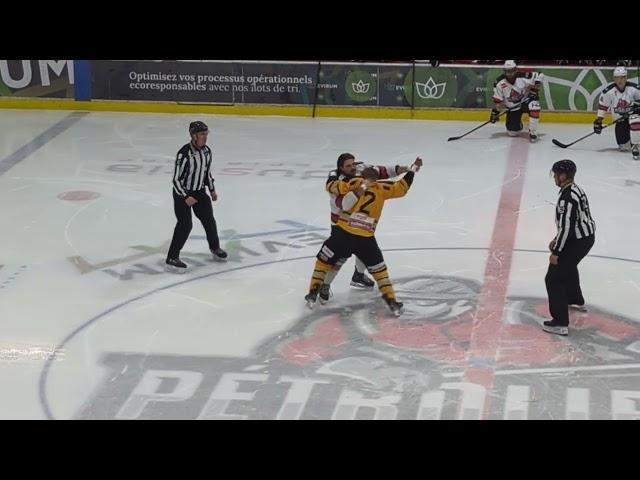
xmin=351 ymin=270 xmax=375 ymax=288
xmin=166 ymin=257 xmax=187 ymax=273
xmin=383 ymin=296 xmax=404 ymax=317
xmin=305 ymin=287 xmax=319 ymax=309
xmin=542 ymin=320 xmax=569 ymax=336
xmin=632 ymin=144 xmax=639 ymax=161
xmin=319 ymin=284 xmax=332 ymax=304
xmin=211 ymin=248 xmax=228 ymax=261
xmin=529 ymin=132 xmax=538 ymax=143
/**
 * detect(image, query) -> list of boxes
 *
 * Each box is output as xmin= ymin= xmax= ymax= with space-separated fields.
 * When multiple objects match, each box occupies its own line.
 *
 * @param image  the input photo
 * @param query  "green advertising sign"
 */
xmin=320 ymin=64 xmax=639 ymax=112
xmin=402 ymin=66 xmax=457 ymax=108
xmin=4 ymin=60 xmax=631 ymax=111
xmin=535 ymin=67 xmax=624 ymax=111
xmin=474 ymin=66 xmax=638 ymax=112
xmin=0 ymin=78 xmax=11 ymax=96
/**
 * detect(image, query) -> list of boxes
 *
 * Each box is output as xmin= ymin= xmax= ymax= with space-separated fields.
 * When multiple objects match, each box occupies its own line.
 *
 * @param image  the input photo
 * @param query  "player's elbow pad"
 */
xmin=403 ymin=170 xmax=415 ymax=187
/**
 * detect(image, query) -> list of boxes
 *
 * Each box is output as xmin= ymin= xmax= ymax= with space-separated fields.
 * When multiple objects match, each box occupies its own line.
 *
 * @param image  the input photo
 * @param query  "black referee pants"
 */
xmin=545 ymin=235 xmax=595 ymax=326
xmin=168 ymin=190 xmax=220 ymax=259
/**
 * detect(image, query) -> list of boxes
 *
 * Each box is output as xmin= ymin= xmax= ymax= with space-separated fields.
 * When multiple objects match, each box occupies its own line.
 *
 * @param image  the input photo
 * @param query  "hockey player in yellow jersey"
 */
xmin=319 ymin=153 xmax=413 ymax=303
xmin=305 ymin=157 xmax=423 ymax=316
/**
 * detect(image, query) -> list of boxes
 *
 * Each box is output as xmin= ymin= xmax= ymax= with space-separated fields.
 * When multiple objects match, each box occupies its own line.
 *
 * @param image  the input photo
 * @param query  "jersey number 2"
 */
xmin=359 ymin=192 xmax=376 ymax=215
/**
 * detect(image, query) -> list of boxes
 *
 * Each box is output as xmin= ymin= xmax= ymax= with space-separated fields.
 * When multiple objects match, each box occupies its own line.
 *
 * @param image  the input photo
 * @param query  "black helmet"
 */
xmin=551 ymin=159 xmax=577 ymax=176
xmin=189 ymin=121 xmax=209 ymax=135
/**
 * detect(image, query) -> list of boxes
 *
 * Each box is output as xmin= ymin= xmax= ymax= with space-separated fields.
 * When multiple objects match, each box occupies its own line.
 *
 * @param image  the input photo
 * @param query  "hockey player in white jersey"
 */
xmin=490 ymin=60 xmax=544 ymax=143
xmin=593 ymin=66 xmax=640 ymax=160
xmin=320 ymin=153 xmax=411 ymax=303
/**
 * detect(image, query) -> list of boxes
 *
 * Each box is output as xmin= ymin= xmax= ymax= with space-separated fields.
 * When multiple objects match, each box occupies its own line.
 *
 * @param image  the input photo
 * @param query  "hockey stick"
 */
xmin=447 ymin=99 xmax=528 ymax=142
xmin=552 ymin=117 xmax=625 ymax=149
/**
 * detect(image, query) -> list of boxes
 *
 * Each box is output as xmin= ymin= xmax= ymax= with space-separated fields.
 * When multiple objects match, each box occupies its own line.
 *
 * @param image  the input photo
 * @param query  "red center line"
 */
xmin=463 ymin=138 xmax=531 ymax=419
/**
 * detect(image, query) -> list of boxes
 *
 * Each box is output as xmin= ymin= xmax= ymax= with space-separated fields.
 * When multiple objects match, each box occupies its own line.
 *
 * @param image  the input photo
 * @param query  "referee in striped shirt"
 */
xmin=166 ymin=121 xmax=227 ymax=271
xmin=543 ymin=159 xmax=595 ymax=335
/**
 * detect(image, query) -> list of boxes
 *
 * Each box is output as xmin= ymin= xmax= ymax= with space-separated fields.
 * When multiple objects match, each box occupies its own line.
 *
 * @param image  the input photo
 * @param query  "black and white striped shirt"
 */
xmin=172 ymin=143 xmax=215 ymax=197
xmin=553 ymin=182 xmax=595 ymax=255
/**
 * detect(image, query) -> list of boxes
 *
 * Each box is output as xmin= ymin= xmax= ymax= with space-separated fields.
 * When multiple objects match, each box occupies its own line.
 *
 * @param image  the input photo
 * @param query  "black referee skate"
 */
xmin=632 ymin=144 xmax=639 ymax=160
xmin=319 ymin=284 xmax=332 ymax=304
xmin=542 ymin=320 xmax=569 ymax=336
xmin=211 ymin=248 xmax=228 ymax=261
xmin=383 ymin=296 xmax=404 ymax=317
xmin=305 ymin=287 xmax=319 ymax=309
xmin=350 ymin=270 xmax=375 ymax=288
xmin=165 ymin=257 xmax=187 ymax=273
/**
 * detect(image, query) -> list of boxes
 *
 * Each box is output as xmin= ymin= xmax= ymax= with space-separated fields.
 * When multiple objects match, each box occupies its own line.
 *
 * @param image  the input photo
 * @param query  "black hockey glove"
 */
xmin=593 ymin=117 xmax=603 ymax=134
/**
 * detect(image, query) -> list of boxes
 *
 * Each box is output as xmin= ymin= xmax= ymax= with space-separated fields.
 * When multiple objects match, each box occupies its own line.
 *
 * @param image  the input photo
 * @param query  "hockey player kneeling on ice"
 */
xmin=593 ymin=65 xmax=640 ymax=160
xmin=490 ymin=60 xmax=544 ymax=143
xmin=305 ymin=158 xmax=423 ymax=317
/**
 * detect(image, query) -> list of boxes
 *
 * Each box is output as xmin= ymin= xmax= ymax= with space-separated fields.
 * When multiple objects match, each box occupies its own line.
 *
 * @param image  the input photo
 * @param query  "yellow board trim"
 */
xmin=0 ymin=97 xmax=599 ymax=123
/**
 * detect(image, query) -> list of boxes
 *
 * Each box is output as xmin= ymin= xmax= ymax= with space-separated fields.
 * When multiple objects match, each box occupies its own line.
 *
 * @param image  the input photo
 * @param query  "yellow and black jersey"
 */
xmin=326 ymin=175 xmax=363 ymax=196
xmin=325 ymin=162 xmax=400 ymax=196
xmin=337 ymin=171 xmax=415 ymax=237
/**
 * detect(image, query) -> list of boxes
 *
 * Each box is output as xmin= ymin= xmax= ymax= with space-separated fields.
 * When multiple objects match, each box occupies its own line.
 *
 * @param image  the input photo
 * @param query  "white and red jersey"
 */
xmin=492 ymin=72 xmax=543 ymax=109
xmin=597 ymin=82 xmax=640 ymax=120
xmin=327 ymin=162 xmax=400 ymax=225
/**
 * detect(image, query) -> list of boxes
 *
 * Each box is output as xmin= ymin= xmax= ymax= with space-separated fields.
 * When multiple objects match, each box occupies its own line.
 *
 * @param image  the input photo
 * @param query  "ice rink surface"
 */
xmin=1 ymin=109 xmax=639 ymax=419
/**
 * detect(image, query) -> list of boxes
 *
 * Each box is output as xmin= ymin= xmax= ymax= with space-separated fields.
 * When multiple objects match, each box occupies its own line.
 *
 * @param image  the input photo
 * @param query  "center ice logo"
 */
xmin=271 ymin=275 xmax=640 ymax=369
xmin=60 ymin=274 xmax=640 ymax=420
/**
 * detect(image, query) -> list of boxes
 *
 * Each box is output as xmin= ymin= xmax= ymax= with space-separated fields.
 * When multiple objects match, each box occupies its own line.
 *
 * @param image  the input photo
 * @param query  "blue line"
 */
xmin=73 ymin=60 xmax=91 ymax=101
xmin=0 ymin=112 xmax=88 ymax=176
xmin=38 ymin=246 xmax=640 ymax=419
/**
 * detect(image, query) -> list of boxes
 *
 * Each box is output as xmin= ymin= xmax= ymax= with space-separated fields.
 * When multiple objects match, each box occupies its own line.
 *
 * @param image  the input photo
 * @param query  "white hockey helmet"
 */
xmin=613 ymin=66 xmax=627 ymax=78
xmin=504 ymin=60 xmax=517 ymax=71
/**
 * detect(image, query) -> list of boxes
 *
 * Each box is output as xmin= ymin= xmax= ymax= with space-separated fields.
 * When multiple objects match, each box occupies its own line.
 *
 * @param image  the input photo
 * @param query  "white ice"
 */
xmin=1 ymin=110 xmax=639 ymax=420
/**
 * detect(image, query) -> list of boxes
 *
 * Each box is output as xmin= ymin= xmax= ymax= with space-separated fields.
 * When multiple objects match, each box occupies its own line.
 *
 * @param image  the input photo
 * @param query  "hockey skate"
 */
xmin=383 ymin=296 xmax=404 ymax=317
xmin=319 ymin=284 xmax=332 ymax=304
xmin=350 ymin=270 xmax=375 ymax=288
xmin=569 ymin=304 xmax=587 ymax=312
xmin=166 ymin=257 xmax=187 ymax=273
xmin=542 ymin=320 xmax=569 ymax=336
xmin=211 ymin=248 xmax=228 ymax=261
xmin=305 ymin=287 xmax=319 ymax=309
